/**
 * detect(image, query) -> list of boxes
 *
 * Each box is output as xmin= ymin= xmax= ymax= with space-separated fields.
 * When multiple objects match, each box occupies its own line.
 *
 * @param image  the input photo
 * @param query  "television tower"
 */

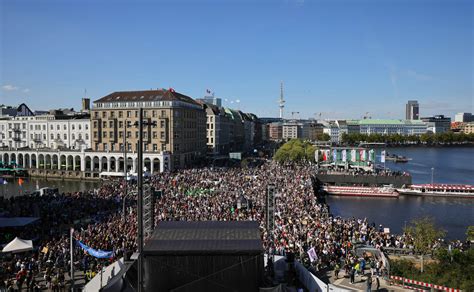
xmin=279 ymin=82 xmax=285 ymax=119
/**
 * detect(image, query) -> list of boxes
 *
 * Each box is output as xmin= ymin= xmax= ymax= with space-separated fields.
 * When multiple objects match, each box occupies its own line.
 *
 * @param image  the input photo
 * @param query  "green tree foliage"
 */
xmin=274 ymin=139 xmax=316 ymax=163
xmin=340 ymin=132 xmax=474 ymax=145
xmin=404 ymin=217 xmax=446 ymax=256
xmin=315 ymin=133 xmax=331 ymax=141
xmin=404 ymin=216 xmax=446 ymax=273
xmin=466 ymin=226 xmax=474 ymax=242
xmin=390 ymin=248 xmax=474 ymax=291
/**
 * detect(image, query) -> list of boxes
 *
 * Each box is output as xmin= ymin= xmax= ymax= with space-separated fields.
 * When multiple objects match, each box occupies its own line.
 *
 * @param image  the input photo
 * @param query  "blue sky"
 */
xmin=1 ymin=0 xmax=472 ymax=119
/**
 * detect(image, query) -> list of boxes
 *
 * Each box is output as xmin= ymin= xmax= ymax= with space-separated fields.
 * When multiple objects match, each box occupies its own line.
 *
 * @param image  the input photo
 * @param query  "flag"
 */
xmin=369 ymin=149 xmax=375 ymax=162
xmin=381 ymin=150 xmax=386 ymax=163
xmin=342 ymin=150 xmax=347 ymax=162
xmin=18 ymin=178 xmax=24 ymax=186
xmin=332 ymin=150 xmax=337 ymax=162
xmin=307 ymin=247 xmax=318 ymax=263
xmin=351 ymin=149 xmax=357 ymax=162
xmin=360 ymin=150 xmax=366 ymax=161
xmin=314 ymin=150 xmax=319 ymax=162
xmin=322 ymin=151 xmax=327 ymax=161
xmin=76 ymin=240 xmax=113 ymax=259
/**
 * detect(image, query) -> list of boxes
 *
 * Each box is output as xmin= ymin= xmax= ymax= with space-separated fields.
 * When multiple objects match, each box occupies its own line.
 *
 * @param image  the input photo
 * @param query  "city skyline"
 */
xmin=1 ymin=0 xmax=472 ymax=119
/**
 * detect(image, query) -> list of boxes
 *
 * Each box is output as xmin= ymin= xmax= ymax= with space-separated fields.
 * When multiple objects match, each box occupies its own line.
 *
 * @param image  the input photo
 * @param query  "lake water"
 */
xmin=327 ymin=147 xmax=474 ymax=240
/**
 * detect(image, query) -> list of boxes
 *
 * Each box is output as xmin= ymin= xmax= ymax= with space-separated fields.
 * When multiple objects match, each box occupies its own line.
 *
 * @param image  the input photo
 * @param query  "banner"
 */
xmin=322 ymin=151 xmax=327 ymax=161
xmin=369 ymin=149 xmax=375 ymax=162
xmin=332 ymin=150 xmax=337 ymax=162
xmin=381 ymin=150 xmax=386 ymax=163
xmin=307 ymin=247 xmax=318 ymax=263
xmin=351 ymin=149 xmax=356 ymax=162
xmin=342 ymin=150 xmax=347 ymax=162
xmin=76 ymin=240 xmax=113 ymax=259
xmin=315 ymin=150 xmax=319 ymax=163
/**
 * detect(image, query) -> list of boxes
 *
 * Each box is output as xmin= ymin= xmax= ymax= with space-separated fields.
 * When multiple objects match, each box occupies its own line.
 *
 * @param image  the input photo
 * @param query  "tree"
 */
xmin=466 ymin=226 xmax=474 ymax=242
xmin=273 ymin=139 xmax=316 ymax=163
xmin=404 ymin=217 xmax=446 ymax=272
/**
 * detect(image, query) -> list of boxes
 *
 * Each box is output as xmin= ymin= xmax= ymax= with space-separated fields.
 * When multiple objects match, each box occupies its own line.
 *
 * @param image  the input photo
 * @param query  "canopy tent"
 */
xmin=2 ymin=237 xmax=33 ymax=253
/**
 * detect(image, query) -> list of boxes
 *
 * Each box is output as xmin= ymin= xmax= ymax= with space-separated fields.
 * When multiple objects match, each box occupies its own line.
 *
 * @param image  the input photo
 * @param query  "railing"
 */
xmin=390 ymin=275 xmax=461 ymax=291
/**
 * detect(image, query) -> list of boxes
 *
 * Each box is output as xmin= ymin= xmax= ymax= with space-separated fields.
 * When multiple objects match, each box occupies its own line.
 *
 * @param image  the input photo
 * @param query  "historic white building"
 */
xmin=0 ymin=115 xmax=91 ymax=150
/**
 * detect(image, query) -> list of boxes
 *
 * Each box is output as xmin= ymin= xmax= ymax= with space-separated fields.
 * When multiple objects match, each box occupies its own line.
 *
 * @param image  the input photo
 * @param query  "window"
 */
xmin=30 ymin=125 xmax=33 ymax=130
xmin=79 ymin=124 xmax=82 ymax=130
xmin=127 ymin=131 xmax=131 ymax=138
xmin=128 ymin=143 xmax=132 ymax=151
xmin=85 ymin=134 xmax=89 ymax=140
xmin=135 ymin=111 xmax=138 ymax=118
xmin=152 ymin=110 xmax=156 ymax=117
xmin=51 ymin=134 xmax=54 ymax=139
xmin=160 ymin=132 xmax=165 ymax=139
xmin=103 ymin=143 xmax=108 ymax=151
xmin=111 ymin=143 xmax=115 ymax=151
xmin=119 ymin=143 xmax=124 ymax=151
xmin=119 ymin=111 xmax=123 ymax=118
xmin=110 ymin=131 xmax=113 ymax=138
xmin=94 ymin=132 xmax=97 ymax=138
xmin=64 ymin=134 xmax=67 ymax=139
xmin=94 ymin=121 xmax=98 ymax=128
xmin=79 ymin=134 xmax=82 ymax=139
xmin=161 ymin=110 xmax=165 ymax=117
xmin=85 ymin=124 xmax=88 ymax=130
xmin=144 ymin=144 xmax=148 ymax=151
xmin=127 ymin=111 xmax=131 ymax=118
xmin=119 ymin=131 xmax=123 ymax=138
xmin=103 ymin=121 xmax=107 ymax=128
xmin=111 ymin=111 xmax=115 ymax=118
xmin=72 ymin=134 xmax=75 ymax=140
xmin=119 ymin=121 xmax=123 ymax=128
xmin=64 ymin=125 xmax=67 ymax=130
xmin=102 ymin=112 xmax=107 ymax=118
xmin=153 ymin=144 xmax=158 ymax=151
xmin=94 ymin=112 xmax=99 ymax=118
xmin=153 ymin=131 xmax=157 ymax=139
xmin=43 ymin=134 xmax=46 ymax=139
xmin=109 ymin=121 xmax=114 ymax=128
xmin=72 ymin=125 xmax=75 ymax=130
xmin=57 ymin=125 xmax=60 ymax=130
xmin=103 ymin=131 xmax=107 ymax=138
xmin=57 ymin=134 xmax=60 ymax=139
xmin=135 ymin=131 xmax=139 ymax=138
xmin=160 ymin=120 xmax=165 ymax=128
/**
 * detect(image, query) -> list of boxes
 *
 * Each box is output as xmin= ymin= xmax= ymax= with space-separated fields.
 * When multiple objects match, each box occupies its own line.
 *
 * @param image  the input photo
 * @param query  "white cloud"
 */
xmin=2 ymin=85 xmax=19 ymax=91
xmin=22 ymin=88 xmax=30 ymax=93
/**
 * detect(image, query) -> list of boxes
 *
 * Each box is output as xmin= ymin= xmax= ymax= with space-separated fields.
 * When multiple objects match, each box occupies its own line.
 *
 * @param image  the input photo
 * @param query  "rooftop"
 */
xmin=93 ymin=89 xmax=201 ymax=106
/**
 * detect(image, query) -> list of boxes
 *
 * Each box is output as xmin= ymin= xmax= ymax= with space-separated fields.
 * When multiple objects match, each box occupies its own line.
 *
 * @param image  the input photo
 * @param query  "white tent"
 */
xmin=2 ymin=237 xmax=33 ymax=253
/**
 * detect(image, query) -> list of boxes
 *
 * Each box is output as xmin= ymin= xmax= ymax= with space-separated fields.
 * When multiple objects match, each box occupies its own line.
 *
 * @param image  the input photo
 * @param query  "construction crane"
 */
xmin=291 ymin=111 xmax=300 ymax=119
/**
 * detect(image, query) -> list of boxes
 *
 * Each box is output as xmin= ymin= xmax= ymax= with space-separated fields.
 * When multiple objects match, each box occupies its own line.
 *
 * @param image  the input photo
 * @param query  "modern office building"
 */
xmin=421 ymin=115 xmax=451 ymax=133
xmin=406 ymin=100 xmax=420 ymax=120
xmin=455 ymin=112 xmax=473 ymax=123
xmin=358 ymin=119 xmax=428 ymax=135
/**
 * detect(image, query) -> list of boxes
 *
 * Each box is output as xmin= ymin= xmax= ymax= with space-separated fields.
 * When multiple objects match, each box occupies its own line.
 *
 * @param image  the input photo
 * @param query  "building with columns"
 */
xmin=91 ymin=89 xmax=206 ymax=169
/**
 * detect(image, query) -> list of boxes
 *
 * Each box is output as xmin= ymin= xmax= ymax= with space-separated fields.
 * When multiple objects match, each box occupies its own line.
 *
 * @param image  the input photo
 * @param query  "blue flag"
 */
xmin=76 ymin=240 xmax=113 ymax=259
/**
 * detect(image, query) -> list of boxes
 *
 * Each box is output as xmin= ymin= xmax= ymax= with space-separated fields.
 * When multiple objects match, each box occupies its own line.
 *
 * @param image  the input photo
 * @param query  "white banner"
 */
xmin=381 ymin=150 xmax=386 ymax=163
xmin=307 ymin=247 xmax=318 ymax=263
xmin=351 ymin=149 xmax=356 ymax=162
xmin=342 ymin=149 xmax=347 ymax=162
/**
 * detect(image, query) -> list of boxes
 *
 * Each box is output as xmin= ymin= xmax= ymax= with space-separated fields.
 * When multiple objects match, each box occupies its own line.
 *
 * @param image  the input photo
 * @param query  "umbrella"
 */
xmin=2 ymin=237 xmax=33 ymax=253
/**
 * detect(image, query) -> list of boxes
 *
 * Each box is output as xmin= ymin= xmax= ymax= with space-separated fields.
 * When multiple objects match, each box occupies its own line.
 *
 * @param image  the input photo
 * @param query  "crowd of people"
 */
xmin=0 ymin=160 xmax=465 ymax=291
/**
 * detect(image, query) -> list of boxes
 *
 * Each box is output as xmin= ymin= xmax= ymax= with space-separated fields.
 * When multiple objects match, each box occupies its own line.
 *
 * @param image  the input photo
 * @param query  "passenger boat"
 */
xmin=385 ymin=153 xmax=411 ymax=163
xmin=324 ymin=185 xmax=399 ymax=198
xmin=397 ymin=184 xmax=474 ymax=198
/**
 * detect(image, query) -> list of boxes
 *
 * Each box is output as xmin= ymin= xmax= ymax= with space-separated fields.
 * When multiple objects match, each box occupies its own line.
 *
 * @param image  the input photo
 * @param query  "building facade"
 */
xmin=421 ymin=115 xmax=451 ymax=134
xmin=91 ymin=89 xmax=206 ymax=169
xmin=269 ymin=122 xmax=283 ymax=141
xmin=406 ymin=100 xmax=420 ymax=120
xmin=455 ymin=112 xmax=473 ymax=123
xmin=358 ymin=119 xmax=427 ymax=135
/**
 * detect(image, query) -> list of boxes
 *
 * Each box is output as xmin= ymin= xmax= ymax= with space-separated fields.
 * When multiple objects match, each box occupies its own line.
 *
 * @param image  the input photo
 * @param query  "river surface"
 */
xmin=327 ymin=147 xmax=474 ymax=240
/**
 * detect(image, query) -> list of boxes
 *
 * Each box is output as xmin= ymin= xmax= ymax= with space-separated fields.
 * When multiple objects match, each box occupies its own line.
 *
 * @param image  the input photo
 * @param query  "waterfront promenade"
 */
xmin=0 ymin=148 xmax=170 ymax=179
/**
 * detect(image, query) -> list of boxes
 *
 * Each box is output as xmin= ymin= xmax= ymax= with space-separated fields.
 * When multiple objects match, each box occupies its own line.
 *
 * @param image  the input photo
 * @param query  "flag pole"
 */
xmin=70 ymin=227 xmax=74 ymax=291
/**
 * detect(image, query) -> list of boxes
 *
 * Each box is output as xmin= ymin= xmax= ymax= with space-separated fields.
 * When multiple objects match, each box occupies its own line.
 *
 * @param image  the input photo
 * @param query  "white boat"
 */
xmin=397 ymin=184 xmax=474 ymax=198
xmin=324 ymin=185 xmax=399 ymax=198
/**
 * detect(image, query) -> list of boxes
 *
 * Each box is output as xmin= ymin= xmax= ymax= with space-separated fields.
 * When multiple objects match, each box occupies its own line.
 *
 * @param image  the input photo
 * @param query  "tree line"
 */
xmin=273 ymin=139 xmax=316 ymax=163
